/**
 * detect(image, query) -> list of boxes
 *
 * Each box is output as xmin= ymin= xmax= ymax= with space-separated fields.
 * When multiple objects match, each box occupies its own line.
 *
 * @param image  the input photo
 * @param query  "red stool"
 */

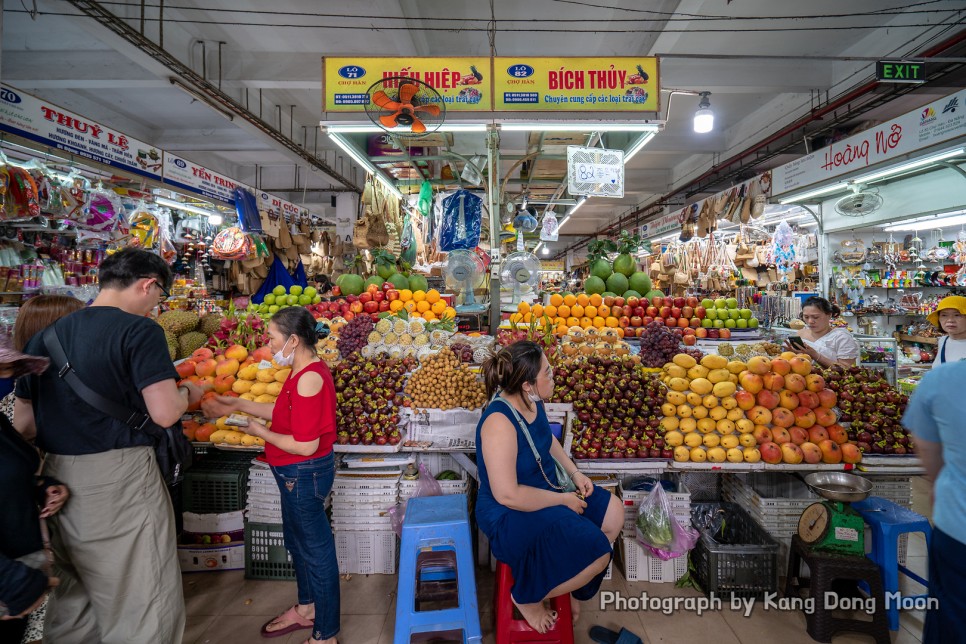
xmin=494 ymin=561 xmax=574 ymax=644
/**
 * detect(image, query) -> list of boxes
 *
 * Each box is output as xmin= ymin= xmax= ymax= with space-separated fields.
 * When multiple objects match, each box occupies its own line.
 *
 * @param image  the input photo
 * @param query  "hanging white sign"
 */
xmin=567 ymin=146 xmax=624 ymax=198
xmin=162 ymin=153 xmax=249 ymax=204
xmin=257 ymin=191 xmax=309 ymax=222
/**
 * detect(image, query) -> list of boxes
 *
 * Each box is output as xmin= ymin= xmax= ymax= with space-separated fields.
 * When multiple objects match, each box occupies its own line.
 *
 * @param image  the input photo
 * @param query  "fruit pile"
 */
xmin=252 ymin=284 xmax=322 ymax=316
xmin=336 ymin=315 xmax=374 ymax=358
xmin=333 ymin=355 xmax=412 ymax=446
xmin=558 ymin=357 xmax=670 ymax=460
xmin=821 ymin=365 xmax=914 ymax=455
xmin=557 ymin=327 xmax=633 ymax=361
xmin=736 ymin=355 xmax=861 ymax=464
xmin=583 ymin=232 xmax=658 ymax=305
xmin=158 ymin=310 xmax=224 ymax=360
xmin=658 ymin=354 xmax=757 ymax=464
xmin=639 ymin=320 xmax=703 ymax=367
xmin=405 ymin=347 xmax=487 ymax=411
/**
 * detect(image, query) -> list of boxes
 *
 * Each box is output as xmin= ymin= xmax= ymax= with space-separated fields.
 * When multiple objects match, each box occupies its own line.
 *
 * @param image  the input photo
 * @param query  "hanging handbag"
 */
xmin=749 ymin=178 xmax=766 ymax=219
xmin=495 ymin=396 xmax=577 ymax=494
xmin=42 ymin=326 xmax=191 ymax=486
xmin=352 ymin=209 xmax=371 ymax=249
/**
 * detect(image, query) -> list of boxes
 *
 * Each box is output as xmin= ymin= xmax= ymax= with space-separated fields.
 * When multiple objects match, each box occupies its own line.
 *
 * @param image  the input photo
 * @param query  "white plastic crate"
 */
xmin=620 ymin=476 xmax=690 ymax=532
xmin=399 ymin=473 xmax=469 ymax=499
xmin=335 ymin=530 xmax=397 ymax=574
xmin=332 ymin=474 xmax=400 ymax=492
xmin=619 ymin=537 xmax=688 ymax=583
xmin=414 ymin=453 xmax=460 ymax=476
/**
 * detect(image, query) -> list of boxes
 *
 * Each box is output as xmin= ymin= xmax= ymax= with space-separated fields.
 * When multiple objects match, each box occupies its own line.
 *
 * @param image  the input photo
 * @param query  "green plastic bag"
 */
xmin=417 ymin=180 xmax=433 ymax=218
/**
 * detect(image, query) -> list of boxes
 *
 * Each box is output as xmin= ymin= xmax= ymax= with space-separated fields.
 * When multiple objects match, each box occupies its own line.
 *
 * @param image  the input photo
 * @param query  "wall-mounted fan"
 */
xmin=500 ymin=250 xmax=540 ymax=312
xmin=835 ymin=184 xmax=883 ymax=217
xmin=364 ymin=77 xmax=445 ymax=135
xmin=444 ymin=249 xmax=487 ymax=313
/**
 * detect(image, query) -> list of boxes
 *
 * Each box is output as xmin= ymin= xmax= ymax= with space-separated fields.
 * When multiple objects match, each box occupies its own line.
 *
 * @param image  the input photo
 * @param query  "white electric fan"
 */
xmin=444 ymin=249 xmax=488 ymax=314
xmin=500 ymin=250 xmax=541 ymax=312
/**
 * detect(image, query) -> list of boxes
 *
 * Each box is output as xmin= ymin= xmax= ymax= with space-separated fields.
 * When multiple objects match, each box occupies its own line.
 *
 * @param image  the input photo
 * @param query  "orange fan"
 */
xmin=366 ymin=77 xmax=445 ymax=135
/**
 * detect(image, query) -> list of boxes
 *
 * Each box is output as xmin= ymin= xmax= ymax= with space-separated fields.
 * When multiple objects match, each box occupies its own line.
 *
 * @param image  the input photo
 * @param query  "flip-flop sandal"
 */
xmin=589 ymin=625 xmax=645 ymax=644
xmin=260 ymin=606 xmax=313 ymax=638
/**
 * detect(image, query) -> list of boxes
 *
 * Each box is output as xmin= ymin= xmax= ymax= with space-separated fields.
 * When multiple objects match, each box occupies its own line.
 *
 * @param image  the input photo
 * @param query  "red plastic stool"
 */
xmin=494 ymin=561 xmax=574 ymax=644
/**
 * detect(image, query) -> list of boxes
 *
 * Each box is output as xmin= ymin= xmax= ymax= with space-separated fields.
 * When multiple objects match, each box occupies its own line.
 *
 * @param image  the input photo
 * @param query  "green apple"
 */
xmin=701 ymin=299 xmax=714 ymax=309
xmin=706 ymin=308 xmax=718 ymax=320
xmin=736 ymin=319 xmax=748 ymax=329
xmin=748 ymin=318 xmax=759 ymax=329
xmin=263 ymin=294 xmax=276 ymax=305
xmin=728 ymin=309 xmax=740 ymax=320
xmin=268 ymin=305 xmax=280 ymax=314
xmin=304 ymin=286 xmax=318 ymax=298
xmin=286 ymin=295 xmax=299 ymax=305
xmin=290 ymin=285 xmax=303 ymax=296
xmin=726 ymin=297 xmax=738 ymax=309
xmin=714 ymin=298 xmax=727 ymax=309
xmin=298 ymin=294 xmax=312 ymax=305
xmin=725 ymin=319 xmax=737 ymax=329
xmin=714 ymin=319 xmax=725 ymax=328
xmin=739 ymin=308 xmax=752 ymax=319
xmin=701 ymin=318 xmax=713 ymax=328
xmin=272 ymin=285 xmax=287 ymax=296
xmin=312 ymin=295 xmax=322 ymax=304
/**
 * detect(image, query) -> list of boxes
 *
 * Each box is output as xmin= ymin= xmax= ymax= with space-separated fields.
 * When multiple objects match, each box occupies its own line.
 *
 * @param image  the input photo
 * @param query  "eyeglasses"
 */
xmin=144 ymin=277 xmax=170 ymax=302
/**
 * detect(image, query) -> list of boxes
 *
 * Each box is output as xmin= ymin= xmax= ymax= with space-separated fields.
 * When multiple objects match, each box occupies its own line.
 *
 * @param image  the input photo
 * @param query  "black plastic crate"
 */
xmin=690 ymin=502 xmax=780 ymax=598
xmin=183 ymin=456 xmax=250 ymax=513
xmin=244 ymin=521 xmax=295 ymax=581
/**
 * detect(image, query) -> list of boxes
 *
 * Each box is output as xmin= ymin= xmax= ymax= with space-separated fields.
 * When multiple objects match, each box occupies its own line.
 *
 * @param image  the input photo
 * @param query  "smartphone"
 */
xmin=787 ymin=336 xmax=807 ymax=350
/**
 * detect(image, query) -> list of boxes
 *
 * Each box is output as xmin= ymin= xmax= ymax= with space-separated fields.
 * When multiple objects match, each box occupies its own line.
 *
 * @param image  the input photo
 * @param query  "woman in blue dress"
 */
xmin=476 ymin=341 xmax=623 ymax=633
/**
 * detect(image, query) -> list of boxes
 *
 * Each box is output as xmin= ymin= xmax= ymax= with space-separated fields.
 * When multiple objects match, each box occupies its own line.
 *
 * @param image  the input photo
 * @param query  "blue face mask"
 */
xmin=0 ymin=377 xmax=14 ymax=400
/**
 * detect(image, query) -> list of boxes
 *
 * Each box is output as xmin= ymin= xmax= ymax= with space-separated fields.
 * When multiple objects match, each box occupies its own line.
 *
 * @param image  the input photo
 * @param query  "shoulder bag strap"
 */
xmin=495 ymin=395 xmax=542 ymax=463
xmin=42 ymin=326 xmax=151 ymax=430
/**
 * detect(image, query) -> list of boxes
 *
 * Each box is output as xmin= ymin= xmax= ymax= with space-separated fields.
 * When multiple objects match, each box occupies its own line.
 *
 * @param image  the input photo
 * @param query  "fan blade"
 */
xmin=398 ymin=82 xmax=419 ymax=104
xmin=414 ymin=104 xmax=441 ymax=116
xmin=380 ymin=113 xmax=403 ymax=129
xmin=410 ymin=116 xmax=427 ymax=133
xmin=371 ymin=90 xmax=402 ymax=112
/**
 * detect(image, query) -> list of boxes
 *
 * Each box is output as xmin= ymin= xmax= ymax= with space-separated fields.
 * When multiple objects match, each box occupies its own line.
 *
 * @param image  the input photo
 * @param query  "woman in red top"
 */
xmin=203 ymin=307 xmax=339 ymax=644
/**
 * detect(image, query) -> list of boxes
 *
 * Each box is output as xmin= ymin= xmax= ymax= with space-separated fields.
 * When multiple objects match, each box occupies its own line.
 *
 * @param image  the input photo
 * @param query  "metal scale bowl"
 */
xmin=797 ymin=472 xmax=872 ymax=556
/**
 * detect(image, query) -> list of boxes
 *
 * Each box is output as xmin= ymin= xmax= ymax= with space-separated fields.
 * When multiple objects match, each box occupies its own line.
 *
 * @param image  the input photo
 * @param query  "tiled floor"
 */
xmin=185 ymin=477 xmax=933 ymax=643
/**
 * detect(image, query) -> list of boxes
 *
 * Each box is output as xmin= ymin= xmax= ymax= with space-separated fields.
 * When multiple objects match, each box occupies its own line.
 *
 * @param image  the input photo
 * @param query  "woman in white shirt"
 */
xmin=929 ymin=296 xmax=966 ymax=366
xmin=785 ymin=297 xmax=860 ymax=368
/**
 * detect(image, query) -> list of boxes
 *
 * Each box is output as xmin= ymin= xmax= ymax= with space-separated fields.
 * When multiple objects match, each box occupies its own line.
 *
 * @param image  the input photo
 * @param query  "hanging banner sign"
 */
xmin=323 ymin=57 xmax=491 ymax=112
xmin=567 ymin=145 xmax=624 ymax=198
xmin=162 ymin=153 xmax=249 ymax=204
xmin=640 ymin=210 xmax=685 ymax=239
xmin=493 ymin=57 xmax=659 ymax=112
xmin=257 ymin=190 xmax=309 ymax=223
xmin=541 ymin=260 xmax=564 ymax=272
xmin=0 ymin=84 xmax=163 ymax=179
xmin=773 ymin=88 xmax=966 ymax=196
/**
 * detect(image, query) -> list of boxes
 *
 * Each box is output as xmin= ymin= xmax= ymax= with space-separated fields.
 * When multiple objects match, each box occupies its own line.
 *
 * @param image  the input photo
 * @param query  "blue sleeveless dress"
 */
xmin=475 ymin=399 xmax=612 ymax=603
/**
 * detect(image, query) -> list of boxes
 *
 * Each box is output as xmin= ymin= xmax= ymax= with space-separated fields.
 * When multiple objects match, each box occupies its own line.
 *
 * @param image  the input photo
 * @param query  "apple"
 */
xmin=714 ymin=298 xmax=727 ymax=309
xmin=622 ymin=305 xmax=634 ymax=317
xmin=689 ymin=317 xmax=702 ymax=328
xmin=659 ymin=306 xmax=671 ymax=318
xmin=646 ymin=306 xmax=658 ymax=318
xmin=651 ymin=296 xmax=663 ymax=307
xmin=642 ymin=316 xmax=654 ymax=326
xmin=683 ymin=335 xmax=697 ymax=346
xmin=626 ymin=296 xmax=640 ymax=308
xmin=686 ymin=296 xmax=699 ymax=308
xmin=614 ymin=296 xmax=626 ymax=308
xmin=739 ymin=308 xmax=753 ymax=319
xmin=700 ymin=298 xmax=714 ymax=309
xmin=694 ymin=306 xmax=706 ymax=319
xmin=633 ymin=306 xmax=646 ymax=317
xmin=695 ymin=327 xmax=708 ymax=338
xmin=630 ymin=316 xmax=643 ymax=327
xmin=682 ymin=306 xmax=694 ymax=319
xmin=359 ymin=292 xmax=373 ymax=304
xmin=619 ymin=316 xmax=631 ymax=328
xmin=671 ymin=306 xmax=682 ymax=318
xmin=701 ymin=318 xmax=713 ymax=328
xmin=604 ymin=296 xmax=616 ymax=307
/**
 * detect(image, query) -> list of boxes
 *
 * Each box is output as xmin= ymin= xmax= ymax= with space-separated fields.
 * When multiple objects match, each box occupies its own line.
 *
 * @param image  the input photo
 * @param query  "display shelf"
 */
xmin=897 ymin=334 xmax=938 ymax=345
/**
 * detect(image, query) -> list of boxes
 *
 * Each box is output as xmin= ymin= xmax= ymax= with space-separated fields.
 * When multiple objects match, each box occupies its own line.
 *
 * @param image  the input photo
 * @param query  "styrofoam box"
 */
xmin=619 ymin=537 xmax=688 ymax=583
xmin=183 ymin=511 xmax=245 ymax=534
xmin=178 ymin=542 xmax=245 ymax=572
xmin=335 ymin=530 xmax=398 ymax=575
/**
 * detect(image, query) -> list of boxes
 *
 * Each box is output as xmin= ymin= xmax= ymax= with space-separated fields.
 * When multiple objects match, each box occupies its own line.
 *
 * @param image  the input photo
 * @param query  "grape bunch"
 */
xmin=449 ymin=342 xmax=474 ymax=363
xmin=638 ymin=321 xmax=686 ymax=368
xmin=336 ymin=315 xmax=375 ymax=358
xmin=679 ymin=347 xmax=704 ymax=362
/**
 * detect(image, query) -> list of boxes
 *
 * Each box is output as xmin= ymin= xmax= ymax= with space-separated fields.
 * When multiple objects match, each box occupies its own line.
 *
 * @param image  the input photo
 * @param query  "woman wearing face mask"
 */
xmin=784 ymin=296 xmax=860 ymax=368
xmin=202 ymin=307 xmax=339 ymax=644
xmin=928 ymin=296 xmax=966 ymax=366
xmin=476 ymin=341 xmax=623 ymax=634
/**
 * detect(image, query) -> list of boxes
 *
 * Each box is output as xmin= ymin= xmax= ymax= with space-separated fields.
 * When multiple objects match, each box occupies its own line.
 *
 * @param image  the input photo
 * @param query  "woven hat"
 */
xmin=927 ymin=296 xmax=966 ymax=327
xmin=0 ymin=339 xmax=50 ymax=376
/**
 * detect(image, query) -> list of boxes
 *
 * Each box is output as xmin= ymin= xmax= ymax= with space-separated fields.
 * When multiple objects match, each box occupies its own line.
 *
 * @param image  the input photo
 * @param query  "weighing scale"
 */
xmin=797 ymin=472 xmax=872 ymax=557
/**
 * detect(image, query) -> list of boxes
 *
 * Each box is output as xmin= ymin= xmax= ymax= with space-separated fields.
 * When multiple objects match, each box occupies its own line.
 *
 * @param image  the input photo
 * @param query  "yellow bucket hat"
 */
xmin=927 ymin=295 xmax=966 ymax=326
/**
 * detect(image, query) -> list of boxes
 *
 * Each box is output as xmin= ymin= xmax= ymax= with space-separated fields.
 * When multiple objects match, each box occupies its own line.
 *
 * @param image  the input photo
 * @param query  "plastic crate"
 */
xmin=244 ymin=521 xmax=295 ymax=581
xmin=183 ymin=459 xmax=250 ymax=513
xmin=691 ymin=502 xmax=780 ymax=598
xmin=334 ymin=530 xmax=397 ymax=574
xmin=678 ymin=472 xmax=721 ymax=502
xmin=620 ymin=475 xmax=691 ymax=532
xmin=619 ymin=537 xmax=688 ymax=583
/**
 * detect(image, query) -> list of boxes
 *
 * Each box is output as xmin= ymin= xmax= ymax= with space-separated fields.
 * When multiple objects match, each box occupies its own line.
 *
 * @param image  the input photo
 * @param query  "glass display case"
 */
xmin=856 ymin=335 xmax=899 ymax=386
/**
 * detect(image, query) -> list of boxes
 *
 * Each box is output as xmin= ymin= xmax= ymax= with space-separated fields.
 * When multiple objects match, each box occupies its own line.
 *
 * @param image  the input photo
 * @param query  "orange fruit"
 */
xmin=598 ymin=305 xmax=611 ymax=318
xmin=593 ymin=316 xmax=606 ymax=328
xmin=443 ymin=307 xmax=457 ymax=319
xmin=517 ymin=301 xmax=530 ymax=314
xmin=549 ymin=293 xmax=564 ymax=307
xmin=584 ymin=305 xmax=598 ymax=318
xmin=523 ymin=312 xmax=533 ymax=323
xmin=606 ymin=316 xmax=619 ymax=328
xmin=580 ymin=317 xmax=593 ymax=329
xmin=544 ymin=305 xmax=558 ymax=318
xmin=589 ymin=293 xmax=603 ymax=308
xmin=616 ymin=328 xmax=625 ymax=338
xmin=416 ymin=301 xmax=431 ymax=313
xmin=389 ymin=300 xmax=405 ymax=312
xmin=576 ymin=293 xmax=589 ymax=307
xmin=426 ymin=289 xmax=441 ymax=304
xmin=413 ymin=290 xmax=427 ymax=302
xmin=421 ymin=310 xmax=437 ymax=322
xmin=556 ymin=325 xmax=569 ymax=336
xmin=532 ymin=304 xmax=544 ymax=318
xmin=571 ymin=304 xmax=584 ymax=318
xmin=566 ymin=316 xmax=579 ymax=327
xmin=431 ymin=301 xmax=446 ymax=315
xmin=557 ymin=304 xmax=571 ymax=318
xmin=400 ymin=289 xmax=413 ymax=302
xmin=563 ymin=293 xmax=577 ymax=307
xmin=554 ymin=316 xmax=565 ymax=326
xmin=509 ymin=313 xmax=522 ymax=324
xmin=404 ymin=300 xmax=417 ymax=312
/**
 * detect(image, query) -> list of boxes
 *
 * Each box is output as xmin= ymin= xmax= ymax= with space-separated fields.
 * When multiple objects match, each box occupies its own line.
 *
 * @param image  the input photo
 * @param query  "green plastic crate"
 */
xmin=244 ymin=521 xmax=295 ymax=580
xmin=183 ymin=458 xmax=250 ymax=514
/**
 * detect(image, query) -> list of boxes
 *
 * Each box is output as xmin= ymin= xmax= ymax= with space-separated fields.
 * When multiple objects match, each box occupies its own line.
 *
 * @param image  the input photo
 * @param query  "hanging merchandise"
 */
xmin=438 ymin=189 xmax=482 ymax=252
xmin=399 ymin=213 xmax=417 ymax=265
xmin=5 ymin=166 xmax=41 ymax=219
xmin=513 ymin=207 xmax=538 ymax=234
xmin=771 ymin=220 xmax=797 ymax=283
xmin=540 ymin=211 xmax=559 ymax=242
xmin=417 ymin=180 xmax=433 ymax=217
xmin=128 ymin=201 xmax=158 ymax=249
xmin=211 ymin=226 xmax=253 ymax=261
xmin=233 ymin=187 xmax=263 ymax=233
xmin=85 ymin=184 xmax=125 ymax=232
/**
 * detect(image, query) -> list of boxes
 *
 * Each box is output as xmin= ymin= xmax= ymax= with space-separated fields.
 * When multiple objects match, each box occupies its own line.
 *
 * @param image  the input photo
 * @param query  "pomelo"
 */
xmin=386 ymin=273 xmax=410 ymax=291
xmin=590 ymin=259 xmax=613 ymax=281
xmin=408 ymin=274 xmax=429 ymax=293
xmin=644 ymin=289 xmax=665 ymax=301
xmin=623 ymin=290 xmax=642 ymax=301
xmin=612 ymin=253 xmax=637 ymax=277
xmin=338 ymin=274 xmax=365 ymax=296
xmin=605 ymin=272 xmax=629 ymax=294
xmin=584 ymin=275 xmax=606 ymax=295
xmin=364 ymin=275 xmax=385 ymax=289
xmin=627 ymin=271 xmax=652 ymax=295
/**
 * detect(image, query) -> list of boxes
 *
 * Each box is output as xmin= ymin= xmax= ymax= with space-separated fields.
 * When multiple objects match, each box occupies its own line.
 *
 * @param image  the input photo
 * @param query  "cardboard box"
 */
xmin=183 ymin=511 xmax=245 ymax=534
xmin=178 ymin=542 xmax=244 ymax=572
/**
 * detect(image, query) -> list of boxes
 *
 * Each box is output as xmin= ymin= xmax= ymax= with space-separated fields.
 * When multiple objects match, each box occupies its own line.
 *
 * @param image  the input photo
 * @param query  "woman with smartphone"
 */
xmin=784 ymin=297 xmax=860 ymax=368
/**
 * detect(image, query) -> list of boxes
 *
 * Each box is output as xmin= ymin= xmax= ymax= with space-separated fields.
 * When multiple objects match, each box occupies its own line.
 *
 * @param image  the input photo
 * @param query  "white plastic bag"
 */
xmin=635 ymin=483 xmax=698 ymax=561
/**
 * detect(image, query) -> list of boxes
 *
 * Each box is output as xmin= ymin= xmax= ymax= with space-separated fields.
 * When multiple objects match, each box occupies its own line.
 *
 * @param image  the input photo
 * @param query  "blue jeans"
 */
xmin=271 ymin=453 xmax=340 ymax=641
xmin=923 ymin=527 xmax=966 ymax=644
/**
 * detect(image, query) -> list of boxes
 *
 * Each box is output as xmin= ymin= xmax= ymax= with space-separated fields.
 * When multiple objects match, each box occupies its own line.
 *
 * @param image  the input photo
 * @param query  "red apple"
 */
xmin=622 ymin=305 xmax=633 ymax=317
xmin=642 ymin=316 xmax=654 ymax=326
xmin=652 ymin=296 xmax=663 ymax=307
xmin=665 ymin=317 xmax=678 ymax=327
xmin=363 ymin=301 xmax=379 ymax=314
xmin=614 ymin=296 xmax=626 ymax=308
xmin=359 ymin=292 xmax=372 ymax=304
xmin=674 ymin=297 xmax=686 ymax=308
xmin=694 ymin=306 xmax=707 ymax=319
xmin=373 ymin=291 xmax=385 ymax=303
xmin=695 ymin=327 xmax=708 ymax=338
xmin=626 ymin=296 xmax=640 ymax=308
xmin=683 ymin=335 xmax=697 ymax=346
xmin=378 ymin=300 xmax=390 ymax=312
xmin=646 ymin=306 xmax=658 ymax=318
xmin=619 ymin=316 xmax=631 ymax=328
xmin=685 ymin=296 xmax=699 ymax=308
xmin=659 ymin=306 xmax=671 ymax=318
xmin=386 ymin=290 xmax=400 ymax=301
xmin=633 ymin=306 xmax=645 ymax=317
xmin=671 ymin=306 xmax=682 ymax=318
xmin=681 ymin=306 xmax=694 ymax=319
xmin=630 ymin=316 xmax=643 ymax=327
xmin=689 ymin=317 xmax=702 ymax=328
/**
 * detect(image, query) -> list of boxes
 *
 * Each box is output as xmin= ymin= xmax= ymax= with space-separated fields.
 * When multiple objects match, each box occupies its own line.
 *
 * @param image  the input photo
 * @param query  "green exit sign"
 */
xmin=876 ymin=60 xmax=927 ymax=83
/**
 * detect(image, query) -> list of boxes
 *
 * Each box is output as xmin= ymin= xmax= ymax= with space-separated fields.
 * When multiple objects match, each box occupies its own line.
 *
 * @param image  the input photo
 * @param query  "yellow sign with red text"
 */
xmin=493 ymin=57 xmax=660 ymax=112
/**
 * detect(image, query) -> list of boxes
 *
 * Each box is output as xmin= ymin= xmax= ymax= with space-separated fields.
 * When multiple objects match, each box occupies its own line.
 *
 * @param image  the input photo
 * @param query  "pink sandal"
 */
xmin=260 ymin=605 xmax=313 ymax=638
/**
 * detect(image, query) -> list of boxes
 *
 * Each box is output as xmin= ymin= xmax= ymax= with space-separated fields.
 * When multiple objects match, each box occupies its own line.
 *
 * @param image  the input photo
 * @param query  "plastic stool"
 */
xmin=494 ymin=561 xmax=574 ymax=644
xmin=394 ymin=495 xmax=482 ymax=644
xmin=853 ymin=496 xmax=931 ymax=631
xmin=785 ymin=536 xmax=891 ymax=644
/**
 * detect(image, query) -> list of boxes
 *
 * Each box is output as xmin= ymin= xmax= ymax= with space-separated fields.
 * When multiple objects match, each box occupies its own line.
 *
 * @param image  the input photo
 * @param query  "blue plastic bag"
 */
xmin=233 ymin=188 xmax=263 ymax=233
xmin=251 ymin=255 xmax=308 ymax=303
xmin=438 ymin=189 xmax=482 ymax=252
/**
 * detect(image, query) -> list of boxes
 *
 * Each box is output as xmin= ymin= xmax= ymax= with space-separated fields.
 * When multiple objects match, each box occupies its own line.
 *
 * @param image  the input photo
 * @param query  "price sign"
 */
xmin=567 ymin=146 xmax=624 ymax=198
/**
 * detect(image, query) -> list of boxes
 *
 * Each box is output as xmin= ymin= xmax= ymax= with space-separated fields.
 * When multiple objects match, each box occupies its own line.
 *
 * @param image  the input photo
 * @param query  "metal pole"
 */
xmin=487 ymin=124 xmax=502 ymax=334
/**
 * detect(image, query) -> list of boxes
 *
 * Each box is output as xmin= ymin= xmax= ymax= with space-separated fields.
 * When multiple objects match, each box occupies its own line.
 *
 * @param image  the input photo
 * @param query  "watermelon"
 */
xmin=364 ymin=275 xmax=385 ymax=289
xmin=408 ymin=274 xmax=429 ymax=293
xmin=628 ymin=271 xmax=652 ymax=295
xmin=612 ymin=253 xmax=637 ymax=277
xmin=605 ymin=272 xmax=629 ymax=295
xmin=645 ymin=289 xmax=665 ymax=301
xmin=589 ymin=259 xmax=613 ymax=281
xmin=338 ymin=274 xmax=365 ymax=296
xmin=386 ymin=273 xmax=410 ymax=291
xmin=584 ymin=275 xmax=606 ymax=295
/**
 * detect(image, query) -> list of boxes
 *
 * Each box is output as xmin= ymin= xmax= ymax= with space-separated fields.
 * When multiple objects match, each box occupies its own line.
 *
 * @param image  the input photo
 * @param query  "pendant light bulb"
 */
xmin=694 ymin=91 xmax=714 ymax=134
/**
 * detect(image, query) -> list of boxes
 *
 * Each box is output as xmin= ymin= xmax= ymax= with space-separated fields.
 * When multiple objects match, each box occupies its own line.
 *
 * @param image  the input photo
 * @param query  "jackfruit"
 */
xmin=157 ymin=310 xmax=200 ymax=336
xmin=164 ymin=331 xmax=179 ymax=361
xmin=178 ymin=331 xmax=207 ymax=358
xmin=199 ymin=313 xmax=224 ymax=338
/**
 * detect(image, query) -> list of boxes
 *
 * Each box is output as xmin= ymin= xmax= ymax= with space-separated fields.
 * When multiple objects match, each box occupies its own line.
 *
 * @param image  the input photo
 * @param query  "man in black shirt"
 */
xmin=14 ymin=249 xmax=203 ymax=644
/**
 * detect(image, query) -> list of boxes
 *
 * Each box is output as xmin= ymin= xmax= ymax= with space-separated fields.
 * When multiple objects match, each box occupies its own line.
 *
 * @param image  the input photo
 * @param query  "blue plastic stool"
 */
xmin=852 ymin=496 xmax=931 ymax=631
xmin=394 ymin=494 xmax=482 ymax=644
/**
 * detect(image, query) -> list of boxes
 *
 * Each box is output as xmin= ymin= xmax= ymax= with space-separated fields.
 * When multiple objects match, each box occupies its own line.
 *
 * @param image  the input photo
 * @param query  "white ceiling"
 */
xmin=3 ymin=0 xmax=965 ymax=254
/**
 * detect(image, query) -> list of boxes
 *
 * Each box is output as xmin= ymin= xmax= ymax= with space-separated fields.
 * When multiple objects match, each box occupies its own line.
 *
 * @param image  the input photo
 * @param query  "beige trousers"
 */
xmin=42 ymin=447 xmax=185 ymax=644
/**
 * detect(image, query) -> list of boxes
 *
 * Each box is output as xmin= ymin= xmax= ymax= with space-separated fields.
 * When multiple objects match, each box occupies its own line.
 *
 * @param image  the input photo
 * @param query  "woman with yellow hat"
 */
xmin=929 ymin=296 xmax=966 ymax=366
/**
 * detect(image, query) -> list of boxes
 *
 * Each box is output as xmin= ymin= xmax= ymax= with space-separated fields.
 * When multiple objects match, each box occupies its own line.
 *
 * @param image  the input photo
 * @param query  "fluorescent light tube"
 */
xmin=500 ymin=123 xmax=661 ymax=132
xmin=624 ymin=132 xmax=657 ymax=164
xmin=882 ymin=209 xmax=966 ymax=231
xmin=328 ymin=132 xmax=404 ymax=199
xmin=778 ymin=183 xmax=849 ymax=204
xmin=324 ymin=123 xmax=487 ymax=133
xmin=154 ymin=196 xmax=218 ymax=217
xmin=855 ymin=148 xmax=965 ymax=184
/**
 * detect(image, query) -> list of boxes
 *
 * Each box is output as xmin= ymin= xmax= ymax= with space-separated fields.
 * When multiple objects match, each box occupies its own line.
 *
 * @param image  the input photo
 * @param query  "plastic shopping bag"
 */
xmin=635 ymin=483 xmax=698 ymax=561
xmin=388 ymin=463 xmax=443 ymax=537
xmin=438 ymin=189 xmax=482 ymax=252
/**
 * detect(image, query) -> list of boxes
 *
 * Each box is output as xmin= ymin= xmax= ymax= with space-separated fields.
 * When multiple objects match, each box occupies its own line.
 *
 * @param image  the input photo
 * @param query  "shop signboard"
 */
xmin=773 ymin=88 xmax=966 ymax=196
xmin=541 ymin=260 xmax=564 ymax=272
xmin=257 ymin=190 xmax=309 ymax=223
xmin=640 ymin=209 xmax=685 ymax=239
xmin=493 ymin=57 xmax=659 ymax=112
xmin=0 ymin=84 xmax=163 ymax=179
xmin=323 ymin=57 xmax=491 ymax=112
xmin=162 ymin=153 xmax=249 ymax=204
